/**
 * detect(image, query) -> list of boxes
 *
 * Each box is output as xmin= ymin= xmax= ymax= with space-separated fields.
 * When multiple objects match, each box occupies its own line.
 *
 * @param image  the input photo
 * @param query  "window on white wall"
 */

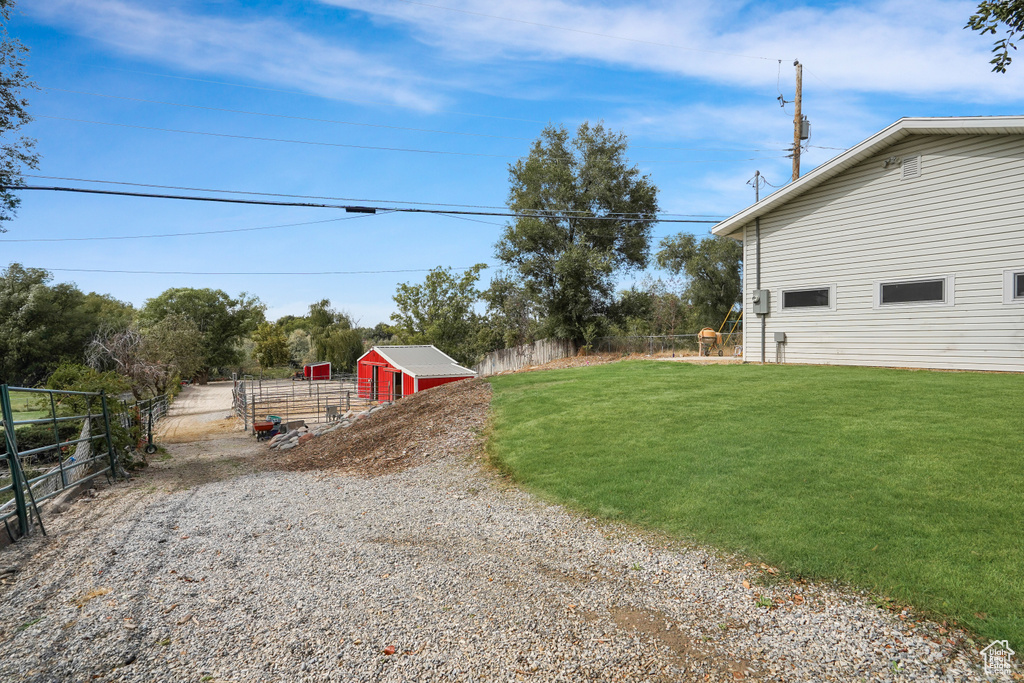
xmin=1004 ymin=270 xmax=1024 ymax=304
xmin=782 ymin=286 xmax=833 ymax=310
xmin=875 ymin=276 xmax=953 ymax=308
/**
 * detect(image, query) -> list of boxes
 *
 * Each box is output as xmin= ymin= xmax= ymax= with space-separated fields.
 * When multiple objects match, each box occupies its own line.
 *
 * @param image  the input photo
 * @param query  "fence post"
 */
xmin=100 ymin=391 xmax=118 ymax=481
xmin=49 ymin=392 xmax=67 ymax=488
xmin=1 ymin=385 xmax=29 ymax=537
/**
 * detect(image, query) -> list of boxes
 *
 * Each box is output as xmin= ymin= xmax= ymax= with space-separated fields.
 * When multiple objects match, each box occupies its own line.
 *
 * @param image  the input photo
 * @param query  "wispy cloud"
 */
xmin=28 ymin=0 xmax=443 ymax=110
xmin=326 ymin=0 xmax=1024 ymax=101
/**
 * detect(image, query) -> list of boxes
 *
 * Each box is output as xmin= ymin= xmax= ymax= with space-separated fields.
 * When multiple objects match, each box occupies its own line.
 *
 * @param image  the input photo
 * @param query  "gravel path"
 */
xmin=157 ymin=382 xmax=239 ymax=444
xmin=0 ymin=397 xmax=990 ymax=681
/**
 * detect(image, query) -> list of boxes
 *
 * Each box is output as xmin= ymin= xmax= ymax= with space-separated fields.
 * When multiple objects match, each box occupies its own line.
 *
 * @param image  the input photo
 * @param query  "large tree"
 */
xmin=251 ymin=322 xmax=291 ymax=369
xmin=138 ymin=287 xmax=264 ymax=379
xmin=495 ymin=122 xmax=658 ymax=342
xmin=391 ymin=264 xmax=487 ymax=367
xmin=305 ymin=299 xmax=363 ymax=373
xmin=967 ymin=1 xmax=1024 ymax=72
xmin=0 ymin=0 xmax=39 ymax=229
xmin=657 ymin=234 xmax=742 ymax=331
xmin=0 ymin=264 xmax=129 ymax=384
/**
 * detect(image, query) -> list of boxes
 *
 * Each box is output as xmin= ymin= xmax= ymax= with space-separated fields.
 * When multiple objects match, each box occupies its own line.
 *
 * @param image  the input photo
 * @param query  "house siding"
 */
xmin=742 ymin=134 xmax=1024 ymax=371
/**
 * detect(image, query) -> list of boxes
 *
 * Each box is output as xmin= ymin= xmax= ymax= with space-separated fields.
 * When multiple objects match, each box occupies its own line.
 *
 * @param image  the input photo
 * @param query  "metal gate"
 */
xmin=0 ymin=385 xmax=121 ymax=541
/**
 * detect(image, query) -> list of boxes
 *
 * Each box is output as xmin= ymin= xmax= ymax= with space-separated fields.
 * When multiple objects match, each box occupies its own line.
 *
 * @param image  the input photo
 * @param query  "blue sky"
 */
xmin=4 ymin=0 xmax=1023 ymax=325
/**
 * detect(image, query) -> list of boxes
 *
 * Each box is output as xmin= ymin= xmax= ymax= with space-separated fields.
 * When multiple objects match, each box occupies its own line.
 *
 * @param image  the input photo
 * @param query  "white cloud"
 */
xmin=325 ymin=0 xmax=1024 ymax=101
xmin=29 ymin=0 xmax=442 ymax=110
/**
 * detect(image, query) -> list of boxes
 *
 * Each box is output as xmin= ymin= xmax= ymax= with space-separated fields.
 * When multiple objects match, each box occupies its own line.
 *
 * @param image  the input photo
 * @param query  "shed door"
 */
xmin=371 ymin=365 xmax=379 ymax=401
xmin=393 ymin=371 xmax=403 ymax=399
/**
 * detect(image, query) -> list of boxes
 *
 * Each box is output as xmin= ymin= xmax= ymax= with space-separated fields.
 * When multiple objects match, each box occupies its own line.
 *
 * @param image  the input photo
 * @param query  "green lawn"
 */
xmin=487 ymin=362 xmax=1024 ymax=649
xmin=8 ymin=392 xmax=49 ymax=421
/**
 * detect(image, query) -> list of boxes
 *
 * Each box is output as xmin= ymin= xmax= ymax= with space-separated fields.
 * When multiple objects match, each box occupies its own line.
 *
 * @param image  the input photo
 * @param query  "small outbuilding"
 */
xmin=303 ymin=362 xmax=332 ymax=381
xmin=712 ymin=116 xmax=1024 ymax=372
xmin=356 ymin=345 xmax=477 ymax=401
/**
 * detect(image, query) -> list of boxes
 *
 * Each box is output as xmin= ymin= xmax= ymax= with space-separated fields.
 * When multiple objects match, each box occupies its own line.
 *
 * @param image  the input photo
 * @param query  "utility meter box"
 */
xmin=774 ymin=332 xmax=787 ymax=343
xmin=751 ymin=289 xmax=771 ymax=315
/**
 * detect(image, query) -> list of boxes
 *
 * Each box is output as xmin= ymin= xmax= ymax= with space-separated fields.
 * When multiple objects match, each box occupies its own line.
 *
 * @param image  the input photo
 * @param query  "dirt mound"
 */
xmin=264 ymin=378 xmax=491 ymax=476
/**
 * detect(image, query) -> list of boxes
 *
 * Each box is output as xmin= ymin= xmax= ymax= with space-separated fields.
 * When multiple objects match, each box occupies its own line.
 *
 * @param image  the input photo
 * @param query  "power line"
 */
xmin=36 ymin=115 xmax=791 ymax=164
xmin=41 ymin=266 xmax=488 ymax=276
xmin=388 ymin=0 xmax=778 ymax=62
xmin=5 ymin=185 xmax=722 ymax=223
xmin=22 ymin=175 xmax=727 ymax=218
xmin=41 ymin=86 xmax=790 ymax=154
xmin=0 ymin=213 xmax=382 ymax=243
xmin=44 ymin=58 xmax=546 ymax=124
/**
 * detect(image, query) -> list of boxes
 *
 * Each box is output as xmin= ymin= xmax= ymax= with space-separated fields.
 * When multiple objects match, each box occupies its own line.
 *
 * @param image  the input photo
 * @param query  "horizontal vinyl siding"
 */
xmin=748 ymin=134 xmax=1024 ymax=371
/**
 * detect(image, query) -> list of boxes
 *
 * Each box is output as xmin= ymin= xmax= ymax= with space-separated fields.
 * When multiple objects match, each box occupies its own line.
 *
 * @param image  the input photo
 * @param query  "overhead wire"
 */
xmin=43 ymin=58 xmax=546 ymax=124
xmin=40 ymin=85 xmax=790 ymax=153
xmin=22 ymin=175 xmax=727 ymax=218
xmin=35 ymin=115 xmax=791 ymax=164
xmin=40 ymin=266 xmax=489 ymax=276
xmin=0 ymin=212 xmax=384 ymax=243
xmin=4 ymin=185 xmax=722 ymax=223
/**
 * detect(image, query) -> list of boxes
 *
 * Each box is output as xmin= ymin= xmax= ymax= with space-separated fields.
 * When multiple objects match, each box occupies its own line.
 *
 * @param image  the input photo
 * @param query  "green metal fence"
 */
xmin=0 ymin=385 xmax=120 ymax=541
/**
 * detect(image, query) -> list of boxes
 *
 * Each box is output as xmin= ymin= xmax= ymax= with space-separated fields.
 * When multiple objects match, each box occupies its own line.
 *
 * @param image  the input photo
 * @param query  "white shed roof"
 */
xmin=364 ymin=345 xmax=477 ymax=378
xmin=711 ymin=116 xmax=1024 ymax=238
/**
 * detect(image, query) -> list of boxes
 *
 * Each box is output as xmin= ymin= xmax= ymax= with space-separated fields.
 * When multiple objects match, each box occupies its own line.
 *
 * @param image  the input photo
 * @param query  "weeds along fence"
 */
xmin=233 ymin=375 xmax=380 ymax=429
xmin=474 ymin=339 xmax=577 ymax=377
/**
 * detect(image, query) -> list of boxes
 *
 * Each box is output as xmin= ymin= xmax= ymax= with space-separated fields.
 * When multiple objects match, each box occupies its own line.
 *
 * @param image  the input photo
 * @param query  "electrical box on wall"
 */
xmin=752 ymin=289 xmax=771 ymax=315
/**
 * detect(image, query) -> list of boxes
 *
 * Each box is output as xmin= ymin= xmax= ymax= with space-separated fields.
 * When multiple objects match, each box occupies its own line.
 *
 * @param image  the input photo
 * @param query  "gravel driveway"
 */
xmin=0 ymin=385 xmax=989 ymax=682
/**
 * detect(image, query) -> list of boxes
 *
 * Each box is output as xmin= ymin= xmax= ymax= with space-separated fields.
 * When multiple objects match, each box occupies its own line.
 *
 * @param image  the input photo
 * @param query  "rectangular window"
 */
xmin=1006 ymin=270 xmax=1024 ymax=304
xmin=880 ymin=279 xmax=944 ymax=305
xmin=782 ymin=288 xmax=830 ymax=309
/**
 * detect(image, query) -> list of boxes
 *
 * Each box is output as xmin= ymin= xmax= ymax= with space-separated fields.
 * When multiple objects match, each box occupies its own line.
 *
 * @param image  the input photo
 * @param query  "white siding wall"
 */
xmin=742 ymin=134 xmax=1024 ymax=371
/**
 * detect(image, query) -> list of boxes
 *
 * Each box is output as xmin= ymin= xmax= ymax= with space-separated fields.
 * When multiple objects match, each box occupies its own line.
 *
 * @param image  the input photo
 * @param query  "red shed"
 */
xmin=356 ymin=345 xmax=476 ymax=401
xmin=303 ymin=362 xmax=332 ymax=381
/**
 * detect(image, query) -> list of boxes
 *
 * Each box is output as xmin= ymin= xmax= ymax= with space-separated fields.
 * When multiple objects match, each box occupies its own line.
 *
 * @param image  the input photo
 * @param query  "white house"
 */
xmin=712 ymin=116 xmax=1024 ymax=372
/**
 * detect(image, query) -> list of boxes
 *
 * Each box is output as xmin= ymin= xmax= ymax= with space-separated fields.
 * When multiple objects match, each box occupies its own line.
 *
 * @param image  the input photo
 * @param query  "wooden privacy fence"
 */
xmin=473 ymin=339 xmax=577 ymax=377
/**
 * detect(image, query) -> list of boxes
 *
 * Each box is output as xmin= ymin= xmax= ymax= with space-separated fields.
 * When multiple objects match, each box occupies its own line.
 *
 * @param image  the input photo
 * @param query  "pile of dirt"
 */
xmin=264 ymin=378 xmax=491 ymax=476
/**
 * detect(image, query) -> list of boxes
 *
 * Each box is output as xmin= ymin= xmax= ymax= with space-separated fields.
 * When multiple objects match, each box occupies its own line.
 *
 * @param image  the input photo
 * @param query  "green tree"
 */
xmin=251 ymin=322 xmax=291 ymax=369
xmin=0 ymin=0 xmax=39 ymax=229
xmin=318 ymin=326 xmax=364 ymax=373
xmin=144 ymin=314 xmax=204 ymax=387
xmin=275 ymin=314 xmax=309 ymax=336
xmin=657 ymin=234 xmax=741 ymax=331
xmin=303 ymin=299 xmax=363 ymax=372
xmin=480 ymin=271 xmax=541 ymax=350
xmin=391 ymin=264 xmax=487 ymax=367
xmin=967 ymin=1 xmax=1024 ymax=72
xmin=0 ymin=264 xmax=101 ymax=384
xmin=138 ymin=287 xmax=264 ymax=380
xmin=495 ymin=122 xmax=658 ymax=343
xmin=287 ymin=329 xmax=314 ymax=366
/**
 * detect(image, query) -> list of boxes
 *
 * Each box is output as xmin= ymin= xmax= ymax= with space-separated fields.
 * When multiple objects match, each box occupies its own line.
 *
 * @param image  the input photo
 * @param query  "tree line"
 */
xmin=1 ymin=123 xmax=743 ymax=390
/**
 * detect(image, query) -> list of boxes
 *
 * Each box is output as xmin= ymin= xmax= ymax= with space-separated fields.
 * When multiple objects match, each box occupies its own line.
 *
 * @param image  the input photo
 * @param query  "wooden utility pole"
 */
xmin=792 ymin=60 xmax=803 ymax=181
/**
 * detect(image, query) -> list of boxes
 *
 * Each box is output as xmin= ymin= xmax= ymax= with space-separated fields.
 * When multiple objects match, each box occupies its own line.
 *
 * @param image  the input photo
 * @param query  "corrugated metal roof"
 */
xmin=711 ymin=116 xmax=1024 ymax=238
xmin=370 ymin=345 xmax=478 ymax=378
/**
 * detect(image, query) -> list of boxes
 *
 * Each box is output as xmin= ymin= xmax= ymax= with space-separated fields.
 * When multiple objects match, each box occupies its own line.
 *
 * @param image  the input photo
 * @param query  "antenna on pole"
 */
xmin=792 ymin=60 xmax=803 ymax=181
xmin=747 ymin=170 xmax=761 ymax=203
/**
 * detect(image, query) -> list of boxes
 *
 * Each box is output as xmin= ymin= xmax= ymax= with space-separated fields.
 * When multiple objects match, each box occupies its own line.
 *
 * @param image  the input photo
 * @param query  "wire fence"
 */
xmin=233 ymin=375 xmax=385 ymax=430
